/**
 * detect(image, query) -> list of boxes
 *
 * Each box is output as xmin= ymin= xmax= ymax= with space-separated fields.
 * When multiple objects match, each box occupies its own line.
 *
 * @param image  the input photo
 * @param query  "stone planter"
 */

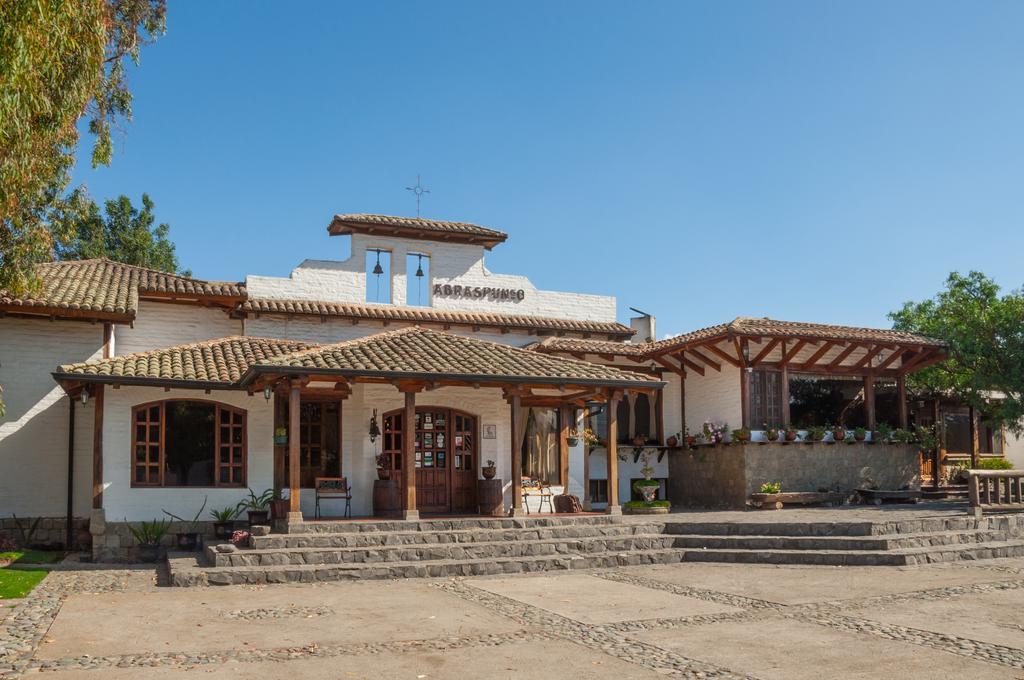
xmin=175 ymin=532 xmax=200 ymax=551
xmin=212 ymin=521 xmax=234 ymax=540
xmin=623 ymin=505 xmax=669 ymax=515
xmin=247 ymin=510 xmax=270 ymax=526
xmin=137 ymin=543 xmax=161 ymax=563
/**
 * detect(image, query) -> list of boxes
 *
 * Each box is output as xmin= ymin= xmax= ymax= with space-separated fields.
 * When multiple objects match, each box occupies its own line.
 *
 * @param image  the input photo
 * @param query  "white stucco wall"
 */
xmin=684 ymin=364 xmax=743 ymax=433
xmin=586 ymin=448 xmax=670 ymax=507
xmin=114 ymin=300 xmax=241 ymax=356
xmin=100 ymin=386 xmax=274 ymax=522
xmin=1005 ymin=429 xmax=1024 ymax=469
xmin=0 ymin=318 xmax=103 ymax=518
xmin=246 ymin=233 xmax=617 ymax=323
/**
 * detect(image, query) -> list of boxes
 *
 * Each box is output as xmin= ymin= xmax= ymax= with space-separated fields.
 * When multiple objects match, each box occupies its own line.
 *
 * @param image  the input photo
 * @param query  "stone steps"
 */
xmin=660 ymin=516 xmax=985 ymax=537
xmin=214 ymin=534 xmax=677 ymax=567
xmin=170 ymin=547 xmax=688 ymax=586
xmin=251 ymin=522 xmax=665 ymax=550
xmin=289 ymin=515 xmax=623 ymax=535
xmin=680 ymin=539 xmax=1024 ymax=567
xmin=671 ymin=529 xmax=1011 ymax=552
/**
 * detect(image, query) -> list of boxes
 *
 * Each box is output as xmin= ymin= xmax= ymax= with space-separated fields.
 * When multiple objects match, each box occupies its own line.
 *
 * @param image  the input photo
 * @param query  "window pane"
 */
xmin=788 ymin=375 xmax=867 ymax=428
xmin=944 ymin=408 xmax=971 ymax=453
xmin=163 ymin=401 xmax=215 ymax=486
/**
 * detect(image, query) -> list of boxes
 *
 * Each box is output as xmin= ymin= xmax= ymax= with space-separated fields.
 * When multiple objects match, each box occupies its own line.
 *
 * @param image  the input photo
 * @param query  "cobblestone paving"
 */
xmin=5 ymin=560 xmax=1024 ymax=678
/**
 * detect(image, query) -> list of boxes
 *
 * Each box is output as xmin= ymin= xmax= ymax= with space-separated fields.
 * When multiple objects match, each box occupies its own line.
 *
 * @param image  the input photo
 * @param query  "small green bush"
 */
xmin=623 ymin=500 xmax=670 ymax=509
xmin=759 ymin=481 xmax=782 ymax=494
xmin=976 ymin=458 xmax=1014 ymax=470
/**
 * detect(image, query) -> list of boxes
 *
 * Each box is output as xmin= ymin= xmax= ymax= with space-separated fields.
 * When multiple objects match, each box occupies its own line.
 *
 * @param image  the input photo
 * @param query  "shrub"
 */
xmin=623 ymin=500 xmax=670 ymax=509
xmin=759 ymin=481 xmax=782 ymax=494
xmin=976 ymin=458 xmax=1014 ymax=470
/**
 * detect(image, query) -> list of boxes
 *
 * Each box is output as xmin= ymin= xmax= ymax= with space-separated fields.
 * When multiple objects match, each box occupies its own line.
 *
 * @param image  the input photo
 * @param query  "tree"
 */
xmin=0 ymin=0 xmax=166 ymax=296
xmin=57 ymin=192 xmax=189 ymax=275
xmin=890 ymin=271 xmax=1024 ymax=433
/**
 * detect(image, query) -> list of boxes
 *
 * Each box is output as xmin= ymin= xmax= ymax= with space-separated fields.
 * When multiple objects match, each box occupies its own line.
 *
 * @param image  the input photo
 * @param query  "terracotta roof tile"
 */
xmin=249 ymin=327 xmax=660 ymax=387
xmin=240 ymin=298 xmax=634 ymax=339
xmin=55 ymin=336 xmax=316 ymax=386
xmin=328 ymin=213 xmax=508 ymax=248
xmin=0 ymin=259 xmax=246 ymax=320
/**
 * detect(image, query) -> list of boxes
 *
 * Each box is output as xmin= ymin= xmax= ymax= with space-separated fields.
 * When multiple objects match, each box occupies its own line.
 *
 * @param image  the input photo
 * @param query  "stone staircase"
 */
xmin=166 ymin=513 xmax=1024 ymax=586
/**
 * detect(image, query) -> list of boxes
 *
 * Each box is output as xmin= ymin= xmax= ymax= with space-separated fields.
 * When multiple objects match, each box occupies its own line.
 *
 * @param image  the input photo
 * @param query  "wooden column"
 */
xmin=510 ymin=395 xmax=524 ymax=516
xmin=273 ymin=391 xmax=285 ymax=492
xmin=582 ymin=407 xmax=592 ymax=511
xmin=402 ymin=389 xmax=419 ymax=520
xmin=970 ymin=405 xmax=980 ymax=468
xmin=933 ymin=399 xmax=942 ymax=491
xmin=288 ymin=381 xmax=301 ymax=513
xmin=864 ymin=373 xmax=876 ymax=430
xmin=558 ymin=406 xmax=571 ymax=491
xmin=679 ymin=373 xmax=686 ymax=439
xmin=606 ymin=393 xmax=621 ymax=515
xmin=91 ymin=385 xmax=104 ymax=510
xmin=780 ymin=364 xmax=790 ymax=426
xmin=739 ymin=339 xmax=750 ymax=428
xmin=66 ymin=396 xmax=76 ymax=549
xmin=897 ymin=374 xmax=908 ymax=429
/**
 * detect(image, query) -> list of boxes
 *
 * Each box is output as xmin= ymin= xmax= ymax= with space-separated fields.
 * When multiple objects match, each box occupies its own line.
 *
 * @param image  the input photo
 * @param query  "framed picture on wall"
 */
xmin=482 ymin=424 xmax=497 ymax=439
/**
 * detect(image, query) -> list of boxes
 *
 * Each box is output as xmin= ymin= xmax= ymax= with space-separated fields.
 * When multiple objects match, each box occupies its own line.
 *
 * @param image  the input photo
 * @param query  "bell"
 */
xmin=415 ymin=254 xmax=424 ymax=278
xmin=372 ymin=261 xmax=384 ymax=275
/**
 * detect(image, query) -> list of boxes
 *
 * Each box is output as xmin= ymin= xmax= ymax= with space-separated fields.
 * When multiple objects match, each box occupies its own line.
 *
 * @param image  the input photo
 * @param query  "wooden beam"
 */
xmin=750 ymin=338 xmax=781 ymax=366
xmin=898 ymin=347 xmax=935 ymax=374
xmin=780 ymin=340 xmax=807 ymax=366
xmin=102 ymin=322 xmax=113 ymax=359
xmin=853 ymin=344 xmax=885 ymax=369
xmin=703 ymin=342 xmax=742 ymax=368
xmin=606 ymin=392 xmax=621 ymax=514
xmin=653 ymin=355 xmax=686 ymax=377
xmin=676 ymin=352 xmax=705 ymax=376
xmin=797 ymin=341 xmax=837 ymax=370
xmin=897 ymin=374 xmax=908 ymax=429
xmin=402 ymin=389 xmax=418 ymax=519
xmin=734 ymin=336 xmax=746 ymax=368
xmin=511 ymin=395 xmax=523 ymax=516
xmin=288 ymin=380 xmax=301 ymax=513
xmin=874 ymin=348 xmax=905 ymax=372
xmin=91 ymin=385 xmax=104 ymax=510
xmin=827 ymin=343 xmax=861 ymax=370
xmin=689 ymin=348 xmax=722 ymax=372
xmin=864 ymin=373 xmax=876 ymax=430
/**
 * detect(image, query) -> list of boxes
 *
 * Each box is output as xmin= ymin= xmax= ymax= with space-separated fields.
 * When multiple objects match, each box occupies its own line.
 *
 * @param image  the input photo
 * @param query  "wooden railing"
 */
xmin=967 ymin=470 xmax=1024 ymax=518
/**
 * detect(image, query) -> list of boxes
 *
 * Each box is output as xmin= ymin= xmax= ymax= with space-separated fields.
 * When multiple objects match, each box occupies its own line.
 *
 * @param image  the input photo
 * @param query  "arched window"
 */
xmin=132 ymin=400 xmax=246 ymax=487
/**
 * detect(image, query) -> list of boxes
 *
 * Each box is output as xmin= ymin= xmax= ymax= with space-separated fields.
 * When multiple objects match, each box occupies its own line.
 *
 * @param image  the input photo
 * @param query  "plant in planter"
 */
xmin=891 ymin=427 xmax=914 ymax=444
xmin=759 ymin=481 xmax=782 ymax=494
xmin=875 ymin=422 xmax=894 ymax=444
xmin=632 ymin=478 xmax=662 ymax=504
xmin=236 ymin=488 xmax=274 ymax=526
xmin=915 ymin=424 xmax=939 ymax=456
xmin=853 ymin=426 xmax=867 ymax=442
xmin=701 ymin=421 xmax=727 ymax=445
xmin=784 ymin=424 xmax=799 ymax=442
xmin=632 ymin=433 xmax=648 ymax=449
xmin=730 ymin=426 xmax=751 ymax=443
xmin=209 ymin=506 xmax=239 ymax=540
xmin=230 ymin=529 xmax=251 ymax=547
xmin=830 ymin=425 xmax=846 ymax=442
xmin=806 ymin=425 xmax=827 ymax=442
xmin=567 ymin=429 xmax=580 ymax=447
xmin=375 ymin=452 xmax=391 ymax=480
xmin=765 ymin=424 xmax=781 ymax=443
xmin=162 ymin=497 xmax=208 ymax=551
xmin=126 ymin=518 xmax=170 ymax=563
xmin=665 ymin=431 xmax=680 ymax=448
xmin=582 ymin=428 xmax=601 ymax=448
xmin=269 ymin=488 xmax=290 ymax=519
xmin=273 ymin=426 xmax=288 ymax=446
xmin=481 ymin=459 xmax=497 ymax=480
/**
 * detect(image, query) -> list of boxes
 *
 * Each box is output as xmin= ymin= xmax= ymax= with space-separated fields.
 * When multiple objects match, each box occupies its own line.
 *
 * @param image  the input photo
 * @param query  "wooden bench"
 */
xmin=967 ymin=469 xmax=1024 ymax=519
xmin=315 ymin=477 xmax=352 ymax=518
xmin=749 ymin=491 xmax=846 ymax=510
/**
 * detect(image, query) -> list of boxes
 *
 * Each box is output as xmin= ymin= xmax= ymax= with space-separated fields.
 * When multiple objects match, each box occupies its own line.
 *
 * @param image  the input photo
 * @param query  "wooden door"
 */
xmin=451 ymin=411 xmax=477 ymax=513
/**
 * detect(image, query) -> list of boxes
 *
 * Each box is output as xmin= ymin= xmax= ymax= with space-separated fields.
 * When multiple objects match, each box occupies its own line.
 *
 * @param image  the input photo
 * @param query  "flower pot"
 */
xmin=567 ymin=437 xmax=579 ymax=447
xmin=832 ymin=429 xmax=846 ymax=442
xmin=247 ymin=510 xmax=270 ymax=526
xmin=685 ymin=436 xmax=697 ymax=446
xmin=632 ymin=436 xmax=647 ymax=448
xmin=270 ymin=499 xmax=290 ymax=520
xmin=665 ymin=435 xmax=679 ymax=448
xmin=784 ymin=430 xmax=798 ymax=442
xmin=273 ymin=434 xmax=288 ymax=446
xmin=639 ymin=485 xmax=659 ymax=503
xmin=137 ymin=543 xmax=161 ymax=563
xmin=482 ymin=466 xmax=497 ymax=480
xmin=213 ymin=521 xmax=234 ymax=540
xmin=175 ymin=532 xmax=200 ymax=551
xmin=376 ymin=467 xmax=391 ymax=481
xmin=854 ymin=432 xmax=866 ymax=442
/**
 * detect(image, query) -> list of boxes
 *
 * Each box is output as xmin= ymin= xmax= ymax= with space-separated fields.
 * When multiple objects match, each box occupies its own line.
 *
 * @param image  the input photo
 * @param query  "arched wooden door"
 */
xmin=383 ymin=407 xmax=478 ymax=514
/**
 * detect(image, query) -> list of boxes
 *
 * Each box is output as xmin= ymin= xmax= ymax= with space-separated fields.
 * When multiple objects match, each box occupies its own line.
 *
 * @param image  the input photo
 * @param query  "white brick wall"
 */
xmin=0 ymin=318 xmax=103 ymax=517
xmin=684 ymin=364 xmax=743 ymax=432
xmin=246 ymin=233 xmax=617 ymax=323
xmin=100 ymin=386 xmax=274 ymax=522
xmin=115 ymin=300 xmax=241 ymax=355
xmin=587 ymin=449 xmax=670 ymax=507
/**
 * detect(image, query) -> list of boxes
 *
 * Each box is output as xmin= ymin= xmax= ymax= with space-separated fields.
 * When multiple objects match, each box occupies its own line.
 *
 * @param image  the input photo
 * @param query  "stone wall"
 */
xmin=0 ymin=516 xmax=90 ymax=550
xmin=91 ymin=517 xmax=227 ymax=562
xmin=668 ymin=442 xmax=921 ymax=509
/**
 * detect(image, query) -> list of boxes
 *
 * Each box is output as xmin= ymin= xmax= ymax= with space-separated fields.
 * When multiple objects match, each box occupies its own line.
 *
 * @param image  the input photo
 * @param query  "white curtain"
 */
xmin=523 ymin=408 xmax=559 ymax=485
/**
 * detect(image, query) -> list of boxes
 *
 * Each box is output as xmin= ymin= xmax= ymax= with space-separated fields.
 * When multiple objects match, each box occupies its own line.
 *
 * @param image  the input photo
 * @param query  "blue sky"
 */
xmin=71 ymin=1 xmax=1024 ymax=338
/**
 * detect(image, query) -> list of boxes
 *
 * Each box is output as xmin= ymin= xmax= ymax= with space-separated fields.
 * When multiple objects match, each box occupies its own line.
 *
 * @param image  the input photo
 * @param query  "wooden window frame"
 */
xmin=131 ymin=399 xmax=248 ymax=488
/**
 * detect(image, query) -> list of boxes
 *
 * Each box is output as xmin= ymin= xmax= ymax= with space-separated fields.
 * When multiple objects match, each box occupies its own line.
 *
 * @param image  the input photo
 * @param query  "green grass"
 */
xmin=0 ymin=568 xmax=49 ymax=599
xmin=624 ymin=500 xmax=671 ymax=509
xmin=0 ymin=550 xmax=62 ymax=565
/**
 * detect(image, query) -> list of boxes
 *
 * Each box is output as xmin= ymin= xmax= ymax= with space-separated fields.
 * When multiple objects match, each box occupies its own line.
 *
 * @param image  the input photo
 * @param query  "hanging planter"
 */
xmin=273 ymin=427 xmax=288 ymax=446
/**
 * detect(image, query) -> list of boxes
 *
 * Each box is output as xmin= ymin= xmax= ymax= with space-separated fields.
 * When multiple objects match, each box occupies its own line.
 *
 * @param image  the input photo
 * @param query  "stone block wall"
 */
xmin=668 ymin=442 xmax=921 ymax=509
xmin=0 ymin=516 xmax=90 ymax=550
xmin=91 ymin=518 xmax=228 ymax=563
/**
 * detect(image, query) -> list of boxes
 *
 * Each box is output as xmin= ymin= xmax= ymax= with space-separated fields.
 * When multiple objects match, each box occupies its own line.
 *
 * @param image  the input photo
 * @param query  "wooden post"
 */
xmin=970 ymin=406 xmax=980 ymax=469
xmin=739 ymin=339 xmax=750 ymax=428
xmin=558 ymin=406 xmax=570 ymax=492
xmin=102 ymin=322 xmax=113 ymax=359
xmin=933 ymin=399 xmax=942 ymax=492
xmin=897 ymin=374 xmax=908 ymax=429
xmin=582 ymin=406 xmax=592 ymax=511
xmin=288 ymin=381 xmax=301 ymax=513
xmin=92 ymin=385 xmax=104 ymax=510
xmin=780 ymin=364 xmax=790 ymax=426
xmin=66 ymin=396 xmax=76 ymax=549
xmin=679 ymin=373 xmax=686 ymax=440
xmin=510 ymin=395 xmax=524 ymax=517
xmin=606 ymin=393 xmax=621 ymax=515
xmin=864 ymin=373 xmax=876 ymax=430
xmin=403 ymin=389 xmax=419 ymax=520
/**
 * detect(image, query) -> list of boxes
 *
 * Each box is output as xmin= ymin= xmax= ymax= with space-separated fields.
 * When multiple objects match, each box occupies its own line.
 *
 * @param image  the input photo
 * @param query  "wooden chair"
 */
xmin=315 ymin=477 xmax=351 ymax=519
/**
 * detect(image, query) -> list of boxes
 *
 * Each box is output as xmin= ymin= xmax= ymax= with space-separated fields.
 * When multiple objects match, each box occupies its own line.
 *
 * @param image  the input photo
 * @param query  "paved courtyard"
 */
xmin=4 ymin=556 xmax=1024 ymax=679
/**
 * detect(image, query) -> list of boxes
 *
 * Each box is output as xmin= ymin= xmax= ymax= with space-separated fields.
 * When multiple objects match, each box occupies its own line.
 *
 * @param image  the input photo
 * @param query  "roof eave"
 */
xmin=51 ymin=372 xmax=240 ymax=391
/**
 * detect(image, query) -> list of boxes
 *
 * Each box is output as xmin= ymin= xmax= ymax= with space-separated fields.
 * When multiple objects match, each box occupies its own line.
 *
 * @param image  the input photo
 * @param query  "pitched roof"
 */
xmin=239 ymin=298 xmax=634 ymax=339
xmin=327 ymin=213 xmax=508 ymax=249
xmin=54 ymin=336 xmax=316 ymax=388
xmin=533 ymin=317 xmax=944 ymax=359
xmin=245 ymin=327 xmax=660 ymax=388
xmin=0 ymin=259 xmax=246 ymax=322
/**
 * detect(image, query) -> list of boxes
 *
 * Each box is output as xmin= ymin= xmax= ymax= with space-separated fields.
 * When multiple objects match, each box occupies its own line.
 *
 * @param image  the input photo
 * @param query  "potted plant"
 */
xmin=482 ymin=459 xmax=497 ymax=480
xmin=875 ymin=422 xmax=894 ymax=444
xmin=784 ymin=424 xmax=799 ymax=442
xmin=702 ymin=421 xmax=727 ymax=445
xmin=270 ymin=488 xmax=290 ymax=519
xmin=375 ymin=452 xmax=391 ymax=480
xmin=807 ymin=425 xmax=827 ymax=442
xmin=567 ymin=430 xmax=580 ymax=447
xmin=853 ymin=426 xmax=867 ymax=442
xmin=632 ymin=434 xmax=647 ymax=449
xmin=765 ymin=425 xmax=780 ymax=443
xmin=210 ymin=506 xmax=239 ymax=540
xmin=273 ymin=426 xmax=288 ymax=446
xmin=237 ymin=488 xmax=274 ymax=526
xmin=731 ymin=426 xmax=751 ymax=443
xmin=632 ymin=478 xmax=662 ymax=504
xmin=126 ymin=518 xmax=170 ymax=563
xmin=665 ymin=431 xmax=680 ymax=448
xmin=162 ymin=497 xmax=207 ymax=551
xmin=582 ymin=428 xmax=601 ymax=448
xmin=831 ymin=425 xmax=846 ymax=442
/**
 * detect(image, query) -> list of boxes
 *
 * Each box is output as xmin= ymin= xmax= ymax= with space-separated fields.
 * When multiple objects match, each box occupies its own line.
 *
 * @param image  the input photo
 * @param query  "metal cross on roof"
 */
xmin=405 ymin=175 xmax=430 ymax=217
